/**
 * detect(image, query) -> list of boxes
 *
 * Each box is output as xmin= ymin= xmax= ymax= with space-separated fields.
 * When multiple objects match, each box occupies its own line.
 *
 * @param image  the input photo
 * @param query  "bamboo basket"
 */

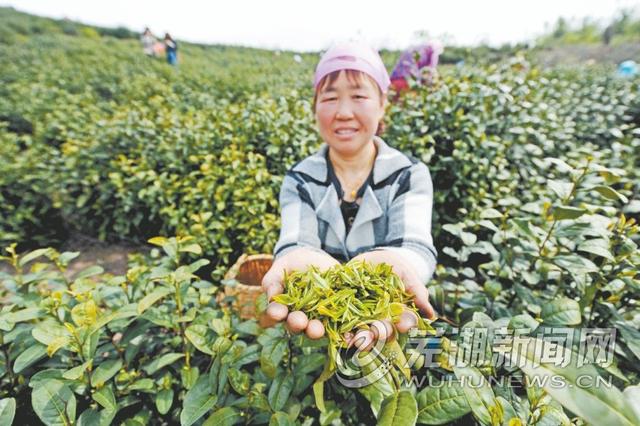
xmin=223 ymin=254 xmax=273 ymax=320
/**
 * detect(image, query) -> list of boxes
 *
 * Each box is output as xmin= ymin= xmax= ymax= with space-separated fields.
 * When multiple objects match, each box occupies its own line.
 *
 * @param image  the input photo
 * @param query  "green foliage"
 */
xmin=0 ymin=6 xmax=639 ymax=426
xmin=537 ymin=9 xmax=640 ymax=46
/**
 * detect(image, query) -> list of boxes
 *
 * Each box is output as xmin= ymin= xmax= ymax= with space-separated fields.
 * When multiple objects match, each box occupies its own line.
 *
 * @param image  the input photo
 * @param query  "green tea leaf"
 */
xmin=269 ymin=411 xmax=295 ymax=426
xmin=0 ymin=398 xmax=16 ymax=426
xmin=533 ymin=405 xmax=571 ymax=425
xmin=453 ymin=365 xmax=498 ymax=426
xmin=228 ymin=369 xmax=251 ymax=395
xmin=260 ymin=337 xmax=288 ymax=379
xmin=377 ymin=390 xmax=418 ymax=426
xmin=77 ymin=408 xmax=115 ymax=426
xmin=142 ymin=352 xmax=184 ymax=375
xmin=268 ymin=374 xmax=294 ymax=412
xmin=74 ymin=265 xmax=104 ymax=280
xmin=623 ymin=386 xmax=640 ymax=420
xmin=416 ymin=381 xmax=471 ymax=425
xmin=294 ymin=352 xmax=326 ymax=376
xmin=479 ymin=208 xmax=503 ymax=219
xmin=508 ymin=314 xmax=540 ymax=332
xmin=180 ymin=375 xmax=217 ymax=426
xmin=14 ymin=344 xmax=47 ymax=373
xmin=235 ymin=320 xmax=261 ymax=336
xmin=552 ymin=255 xmax=598 ymax=274
xmin=31 ymin=379 xmax=75 ymax=426
xmin=545 ymin=158 xmax=574 ymax=174
xmin=128 ymin=378 xmax=155 ymax=392
xmin=547 ymin=179 xmax=573 ymax=199
xmin=18 ymin=248 xmax=52 ymax=267
xmin=615 ymin=322 xmax=640 ymax=362
xmin=591 ymin=185 xmax=628 ymax=203
xmin=577 ymin=239 xmax=614 ymax=261
xmin=552 ymin=206 xmax=586 ymax=220
xmin=203 ymin=407 xmax=241 ymax=426
xmin=90 ymin=359 xmax=122 ymax=387
xmin=541 ymin=298 xmax=581 ymax=326
xmin=156 ymin=389 xmax=174 ymax=415
xmin=185 ymin=324 xmax=214 ymax=355
xmin=137 ymin=287 xmax=173 ymax=314
xmin=62 ymin=361 xmax=92 ymax=380
xmin=92 ymin=385 xmax=116 ymax=412
xmin=6 ymin=307 xmax=43 ymax=323
xmin=210 ymin=318 xmax=231 ymax=336
xmin=148 ymin=237 xmax=169 ymax=247
xmin=509 ymin=337 xmax=638 ymax=426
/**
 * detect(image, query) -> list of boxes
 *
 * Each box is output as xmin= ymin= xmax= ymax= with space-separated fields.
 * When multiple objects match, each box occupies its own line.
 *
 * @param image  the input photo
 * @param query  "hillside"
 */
xmin=0 ymin=6 xmax=639 ymax=426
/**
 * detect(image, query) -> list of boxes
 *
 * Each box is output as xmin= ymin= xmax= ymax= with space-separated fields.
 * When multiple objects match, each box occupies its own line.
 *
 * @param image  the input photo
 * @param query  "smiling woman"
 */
xmin=261 ymin=41 xmax=438 ymax=343
xmin=312 ymin=69 xmax=386 ymax=140
xmin=314 ymin=70 xmax=385 ymax=162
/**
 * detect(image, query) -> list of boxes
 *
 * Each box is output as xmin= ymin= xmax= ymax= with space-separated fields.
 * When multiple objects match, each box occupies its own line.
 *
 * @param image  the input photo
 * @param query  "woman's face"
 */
xmin=314 ymin=70 xmax=385 ymax=158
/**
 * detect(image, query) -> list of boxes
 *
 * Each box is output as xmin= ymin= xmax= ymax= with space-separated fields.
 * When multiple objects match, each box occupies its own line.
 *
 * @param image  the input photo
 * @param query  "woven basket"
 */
xmin=223 ymin=254 xmax=273 ymax=319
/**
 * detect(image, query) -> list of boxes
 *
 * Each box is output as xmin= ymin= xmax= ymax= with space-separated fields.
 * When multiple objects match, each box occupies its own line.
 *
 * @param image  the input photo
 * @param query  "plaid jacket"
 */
xmin=273 ymin=136 xmax=437 ymax=284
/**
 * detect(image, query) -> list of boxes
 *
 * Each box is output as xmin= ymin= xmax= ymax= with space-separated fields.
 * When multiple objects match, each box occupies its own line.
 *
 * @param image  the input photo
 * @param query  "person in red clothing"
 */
xmin=390 ymin=41 xmax=443 ymax=97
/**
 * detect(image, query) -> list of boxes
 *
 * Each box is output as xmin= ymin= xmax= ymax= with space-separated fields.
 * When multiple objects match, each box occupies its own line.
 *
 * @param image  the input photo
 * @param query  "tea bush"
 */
xmin=0 ymin=7 xmax=639 ymax=425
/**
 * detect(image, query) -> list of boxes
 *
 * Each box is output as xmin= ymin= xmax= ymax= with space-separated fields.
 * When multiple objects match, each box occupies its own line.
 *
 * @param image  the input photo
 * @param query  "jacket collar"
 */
xmin=293 ymin=136 xmax=410 ymax=247
xmin=292 ymin=136 xmax=412 ymax=185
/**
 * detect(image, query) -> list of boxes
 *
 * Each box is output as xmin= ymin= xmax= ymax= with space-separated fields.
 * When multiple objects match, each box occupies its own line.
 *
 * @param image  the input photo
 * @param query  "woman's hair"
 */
xmin=312 ymin=69 xmax=386 ymax=136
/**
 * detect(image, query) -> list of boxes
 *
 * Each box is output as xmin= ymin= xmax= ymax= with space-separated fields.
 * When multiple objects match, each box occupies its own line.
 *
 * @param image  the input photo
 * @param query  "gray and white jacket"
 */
xmin=273 ymin=136 xmax=437 ymax=284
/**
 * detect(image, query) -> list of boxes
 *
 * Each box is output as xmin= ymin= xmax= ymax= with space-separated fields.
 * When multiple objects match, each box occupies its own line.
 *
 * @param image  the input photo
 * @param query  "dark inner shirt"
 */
xmin=326 ymin=151 xmax=374 ymax=235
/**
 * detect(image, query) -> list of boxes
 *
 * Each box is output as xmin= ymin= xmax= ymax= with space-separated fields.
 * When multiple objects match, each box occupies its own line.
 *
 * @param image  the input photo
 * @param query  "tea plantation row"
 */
xmin=1 ymin=10 xmax=639 ymax=425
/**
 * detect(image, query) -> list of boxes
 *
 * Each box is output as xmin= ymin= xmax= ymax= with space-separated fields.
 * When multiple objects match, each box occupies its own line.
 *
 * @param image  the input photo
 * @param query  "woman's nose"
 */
xmin=335 ymin=100 xmax=354 ymax=119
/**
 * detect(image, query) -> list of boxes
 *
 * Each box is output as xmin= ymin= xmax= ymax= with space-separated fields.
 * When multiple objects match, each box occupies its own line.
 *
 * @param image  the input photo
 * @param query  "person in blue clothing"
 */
xmin=261 ymin=42 xmax=438 ymax=349
xmin=164 ymin=33 xmax=178 ymax=65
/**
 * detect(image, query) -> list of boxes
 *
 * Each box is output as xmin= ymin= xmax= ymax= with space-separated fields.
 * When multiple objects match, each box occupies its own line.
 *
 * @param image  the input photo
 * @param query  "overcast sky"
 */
xmin=3 ymin=0 xmax=639 ymax=51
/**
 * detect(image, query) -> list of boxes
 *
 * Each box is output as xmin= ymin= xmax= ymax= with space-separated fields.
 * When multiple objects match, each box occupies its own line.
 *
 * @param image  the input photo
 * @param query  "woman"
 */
xmin=164 ymin=33 xmax=178 ymax=65
xmin=262 ymin=42 xmax=437 ymax=349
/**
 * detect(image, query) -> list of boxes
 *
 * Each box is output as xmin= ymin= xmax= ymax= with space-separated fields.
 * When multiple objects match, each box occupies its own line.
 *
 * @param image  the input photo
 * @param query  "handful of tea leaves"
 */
xmin=272 ymin=260 xmax=434 ymax=412
xmin=273 ymin=260 xmax=429 ymax=345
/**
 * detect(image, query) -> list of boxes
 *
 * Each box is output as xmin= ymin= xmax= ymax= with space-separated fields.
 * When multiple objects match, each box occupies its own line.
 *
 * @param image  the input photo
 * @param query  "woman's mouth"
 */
xmin=335 ymin=128 xmax=358 ymax=137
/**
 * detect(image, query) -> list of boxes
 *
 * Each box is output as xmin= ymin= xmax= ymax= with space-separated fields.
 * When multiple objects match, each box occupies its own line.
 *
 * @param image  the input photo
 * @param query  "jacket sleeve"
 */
xmin=377 ymin=162 xmax=437 ymax=284
xmin=273 ymin=172 xmax=324 ymax=260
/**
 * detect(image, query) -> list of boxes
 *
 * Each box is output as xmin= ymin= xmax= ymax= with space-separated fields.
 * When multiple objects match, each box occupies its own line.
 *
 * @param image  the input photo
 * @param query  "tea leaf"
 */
xmin=180 ymin=376 xmax=217 ymax=426
xmin=378 ymin=390 xmax=418 ymax=426
xmin=416 ymin=381 xmax=471 ymax=425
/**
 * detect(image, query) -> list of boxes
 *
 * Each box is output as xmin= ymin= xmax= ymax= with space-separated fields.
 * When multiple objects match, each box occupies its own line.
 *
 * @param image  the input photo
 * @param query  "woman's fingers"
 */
xmin=346 ymin=315 xmax=418 ymax=351
xmin=266 ymin=302 xmax=288 ymax=321
xmin=286 ymin=310 xmax=309 ymax=334
xmin=343 ymin=332 xmax=354 ymax=347
xmin=370 ymin=319 xmax=394 ymax=342
xmin=305 ymin=319 xmax=325 ymax=339
xmin=396 ymin=310 xmax=418 ymax=334
xmin=261 ymin=265 xmax=285 ymax=301
xmin=264 ymin=282 xmax=283 ymax=301
xmin=353 ymin=329 xmax=375 ymax=351
xmin=406 ymin=282 xmax=436 ymax=319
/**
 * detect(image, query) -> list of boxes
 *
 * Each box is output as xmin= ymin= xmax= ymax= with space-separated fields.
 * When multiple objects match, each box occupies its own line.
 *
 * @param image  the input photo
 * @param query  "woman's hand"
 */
xmin=343 ymin=310 xmax=419 ymax=351
xmin=344 ymin=249 xmax=436 ymax=351
xmin=260 ymin=247 xmax=339 ymax=337
xmin=352 ymin=249 xmax=436 ymax=319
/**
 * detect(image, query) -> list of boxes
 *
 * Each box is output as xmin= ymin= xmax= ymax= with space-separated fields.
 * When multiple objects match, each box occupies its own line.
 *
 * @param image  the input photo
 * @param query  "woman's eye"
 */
xmin=323 ymin=97 xmax=337 ymax=102
xmin=354 ymin=95 xmax=367 ymax=99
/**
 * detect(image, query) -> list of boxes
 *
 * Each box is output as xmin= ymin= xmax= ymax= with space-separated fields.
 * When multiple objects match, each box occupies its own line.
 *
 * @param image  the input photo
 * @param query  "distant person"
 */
xmin=390 ymin=41 xmax=444 ymax=95
xmin=141 ymin=27 xmax=156 ymax=57
xmin=603 ymin=25 xmax=613 ymax=45
xmin=164 ymin=33 xmax=178 ymax=65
